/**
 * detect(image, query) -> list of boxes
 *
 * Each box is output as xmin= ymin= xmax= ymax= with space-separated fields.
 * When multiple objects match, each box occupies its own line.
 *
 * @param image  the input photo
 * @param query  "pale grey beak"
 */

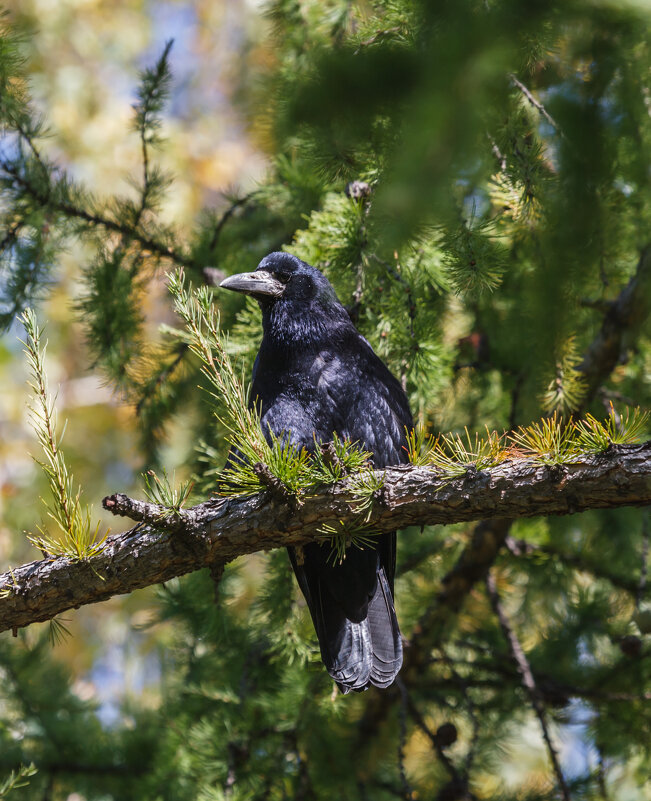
xmin=219 ymin=270 xmax=285 ymax=299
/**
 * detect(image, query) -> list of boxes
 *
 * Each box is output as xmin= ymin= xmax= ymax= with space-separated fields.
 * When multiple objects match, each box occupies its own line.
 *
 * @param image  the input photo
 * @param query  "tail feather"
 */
xmin=367 ymin=567 xmax=402 ymax=688
xmin=323 ymin=619 xmax=372 ymax=694
xmin=298 ymin=551 xmax=373 ymax=693
xmin=314 ymin=562 xmax=402 ymax=693
xmin=288 ymin=542 xmax=402 ymax=693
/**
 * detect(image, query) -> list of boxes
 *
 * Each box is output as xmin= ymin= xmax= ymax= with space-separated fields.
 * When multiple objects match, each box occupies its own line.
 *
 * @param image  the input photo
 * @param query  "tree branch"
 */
xmin=357 ymin=245 xmax=651 ymax=735
xmin=579 ymin=245 xmax=651 ymax=406
xmin=404 ymin=687 xmax=475 ymax=800
xmin=509 ymin=73 xmax=564 ymax=138
xmin=0 ymin=158 xmax=192 ymax=270
xmin=0 ymin=443 xmax=650 ymax=635
xmin=504 ymin=534 xmax=640 ymax=595
xmin=486 ymin=571 xmax=571 ymax=801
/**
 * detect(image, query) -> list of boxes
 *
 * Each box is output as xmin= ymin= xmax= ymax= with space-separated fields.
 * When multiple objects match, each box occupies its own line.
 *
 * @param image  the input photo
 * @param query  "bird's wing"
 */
xmin=342 ymin=336 xmax=413 ymax=467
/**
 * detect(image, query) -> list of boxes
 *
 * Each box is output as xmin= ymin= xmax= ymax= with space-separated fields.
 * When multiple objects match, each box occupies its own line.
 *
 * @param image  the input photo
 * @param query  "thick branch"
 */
xmin=1 ymin=443 xmax=650 ymax=634
xmin=579 ymin=245 xmax=651 ymax=405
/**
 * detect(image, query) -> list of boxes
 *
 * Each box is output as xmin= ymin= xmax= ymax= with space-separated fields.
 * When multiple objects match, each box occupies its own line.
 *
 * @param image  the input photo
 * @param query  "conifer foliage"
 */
xmin=0 ymin=1 xmax=650 ymax=799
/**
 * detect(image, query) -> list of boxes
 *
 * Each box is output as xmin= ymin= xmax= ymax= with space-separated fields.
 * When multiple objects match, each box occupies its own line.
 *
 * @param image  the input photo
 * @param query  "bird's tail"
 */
xmin=288 ymin=545 xmax=402 ymax=693
xmin=366 ymin=566 xmax=402 ymax=689
xmin=319 ymin=564 xmax=402 ymax=694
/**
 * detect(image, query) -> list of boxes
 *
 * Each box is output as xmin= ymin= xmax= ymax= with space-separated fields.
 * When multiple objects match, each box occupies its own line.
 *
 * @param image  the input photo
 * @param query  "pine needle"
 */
xmin=20 ymin=309 xmax=108 ymax=561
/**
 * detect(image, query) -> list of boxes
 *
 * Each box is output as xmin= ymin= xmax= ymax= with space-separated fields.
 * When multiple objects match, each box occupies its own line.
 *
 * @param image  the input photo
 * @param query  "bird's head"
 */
xmin=219 ymin=252 xmax=350 ymax=346
xmin=219 ymin=252 xmax=338 ymax=308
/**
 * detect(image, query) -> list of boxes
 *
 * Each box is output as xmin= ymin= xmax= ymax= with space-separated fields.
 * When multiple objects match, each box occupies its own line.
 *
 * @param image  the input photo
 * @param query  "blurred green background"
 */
xmin=0 ymin=0 xmax=650 ymax=798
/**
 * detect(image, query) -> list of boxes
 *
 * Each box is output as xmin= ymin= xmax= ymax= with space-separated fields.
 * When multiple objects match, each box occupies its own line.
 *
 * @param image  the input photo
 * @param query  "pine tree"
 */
xmin=0 ymin=1 xmax=650 ymax=799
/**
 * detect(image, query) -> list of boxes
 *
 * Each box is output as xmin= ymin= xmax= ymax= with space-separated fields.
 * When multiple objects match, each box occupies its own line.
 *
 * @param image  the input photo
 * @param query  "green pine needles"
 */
xmin=574 ymin=405 xmax=649 ymax=452
xmin=407 ymin=426 xmax=507 ymax=475
xmin=540 ymin=335 xmax=588 ymax=414
xmin=317 ymin=521 xmax=380 ymax=566
xmin=143 ymin=469 xmax=194 ymax=517
xmin=408 ymin=407 xmax=649 ymax=472
xmin=20 ymin=309 xmax=107 ymax=560
xmin=442 ymin=215 xmax=507 ymax=296
xmin=0 ymin=764 xmax=37 ymax=800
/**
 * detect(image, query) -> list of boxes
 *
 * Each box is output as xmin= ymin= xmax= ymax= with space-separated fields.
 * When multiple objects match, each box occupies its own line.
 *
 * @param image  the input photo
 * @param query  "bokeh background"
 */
xmin=0 ymin=0 xmax=268 ymax=727
xmin=0 ymin=0 xmax=650 ymax=797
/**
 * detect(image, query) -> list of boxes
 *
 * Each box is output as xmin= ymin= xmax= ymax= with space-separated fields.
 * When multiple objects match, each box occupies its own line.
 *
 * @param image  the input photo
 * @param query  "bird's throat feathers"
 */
xmin=261 ymin=296 xmax=352 ymax=351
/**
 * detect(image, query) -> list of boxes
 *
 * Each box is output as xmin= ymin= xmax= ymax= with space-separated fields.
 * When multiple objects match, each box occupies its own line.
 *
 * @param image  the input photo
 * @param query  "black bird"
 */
xmin=220 ymin=252 xmax=412 ymax=693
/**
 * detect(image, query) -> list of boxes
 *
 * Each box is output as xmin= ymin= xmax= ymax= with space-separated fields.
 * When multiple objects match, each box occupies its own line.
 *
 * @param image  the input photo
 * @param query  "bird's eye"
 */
xmin=274 ymin=271 xmax=292 ymax=283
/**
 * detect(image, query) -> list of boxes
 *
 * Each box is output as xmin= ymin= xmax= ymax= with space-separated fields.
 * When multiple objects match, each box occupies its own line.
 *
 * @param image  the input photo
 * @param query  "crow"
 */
xmin=220 ymin=251 xmax=412 ymax=693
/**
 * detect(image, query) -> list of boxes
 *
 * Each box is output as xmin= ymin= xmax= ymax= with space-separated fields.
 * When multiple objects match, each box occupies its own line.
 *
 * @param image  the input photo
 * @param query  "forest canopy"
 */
xmin=0 ymin=0 xmax=650 ymax=799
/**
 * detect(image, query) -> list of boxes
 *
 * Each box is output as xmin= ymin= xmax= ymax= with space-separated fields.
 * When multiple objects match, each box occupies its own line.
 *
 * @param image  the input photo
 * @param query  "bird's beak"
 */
xmin=219 ymin=270 xmax=285 ymax=299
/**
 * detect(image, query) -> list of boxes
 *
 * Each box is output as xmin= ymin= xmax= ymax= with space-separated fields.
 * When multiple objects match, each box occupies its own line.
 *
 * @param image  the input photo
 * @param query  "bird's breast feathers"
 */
xmin=254 ymin=341 xmax=409 ymax=464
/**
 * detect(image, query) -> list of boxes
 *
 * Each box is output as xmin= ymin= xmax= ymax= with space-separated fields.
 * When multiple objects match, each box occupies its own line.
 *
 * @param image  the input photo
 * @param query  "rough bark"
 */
xmin=1 ymin=442 xmax=649 ymax=635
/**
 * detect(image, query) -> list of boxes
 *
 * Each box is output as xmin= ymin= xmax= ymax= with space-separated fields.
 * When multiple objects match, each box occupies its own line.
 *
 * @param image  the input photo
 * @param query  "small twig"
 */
xmin=13 ymin=117 xmax=51 ymax=183
xmin=102 ymin=492 xmax=184 ymax=527
xmin=579 ymin=245 xmax=651 ymax=407
xmin=509 ymin=73 xmax=565 ymax=139
xmin=224 ymin=743 xmax=238 ymax=798
xmin=486 ymin=571 xmax=571 ymax=801
xmin=487 ymin=133 xmax=507 ymax=172
xmin=370 ymin=253 xmax=416 ymax=340
xmin=354 ymin=25 xmax=402 ymax=53
xmin=405 ymin=692 xmax=460 ymax=782
xmin=396 ymin=679 xmax=415 ymax=800
xmin=405 ymin=690 xmax=476 ymax=800
xmin=370 ymin=251 xmax=416 ymax=390
xmin=348 ymin=259 xmax=365 ymax=324
xmin=0 ymin=218 xmax=24 ymax=252
xmin=419 ymin=660 xmax=651 ymax=705
xmin=319 ymin=441 xmax=347 ymax=475
xmin=580 ymin=297 xmax=614 ymax=312
xmin=596 ymin=746 xmax=610 ymax=801
xmin=208 ymin=192 xmax=257 ymax=254
xmin=0 ymin=158 xmax=191 ymax=269
xmin=439 ymin=646 xmax=480 ymax=776
xmin=209 ymin=560 xmax=225 ymax=604
xmin=133 ymin=120 xmax=151 ymax=230
xmin=41 ymin=772 xmax=54 ymax=801
xmin=637 ymin=511 xmax=650 ymax=610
